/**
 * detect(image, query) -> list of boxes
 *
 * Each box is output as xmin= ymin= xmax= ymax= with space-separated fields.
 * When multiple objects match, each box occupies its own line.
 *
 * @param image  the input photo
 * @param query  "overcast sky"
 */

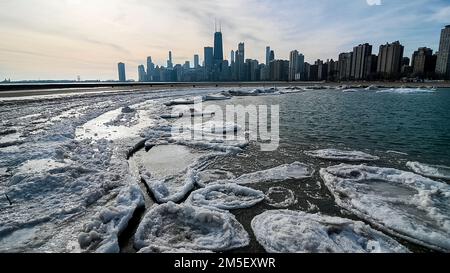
xmin=0 ymin=0 xmax=449 ymax=80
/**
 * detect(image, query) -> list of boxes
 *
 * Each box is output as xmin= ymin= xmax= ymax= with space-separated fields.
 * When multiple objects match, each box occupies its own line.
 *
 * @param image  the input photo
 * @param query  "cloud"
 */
xmin=429 ymin=6 xmax=450 ymax=22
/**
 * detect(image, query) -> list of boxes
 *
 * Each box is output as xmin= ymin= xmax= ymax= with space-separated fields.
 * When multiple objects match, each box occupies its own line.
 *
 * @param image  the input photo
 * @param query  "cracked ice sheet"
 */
xmin=134 ymin=202 xmax=249 ymax=252
xmin=320 ymin=164 xmax=450 ymax=251
xmin=0 ymin=88 xmax=221 ymax=252
xmin=252 ymin=210 xmax=409 ymax=253
xmin=186 ymin=183 xmax=265 ymax=210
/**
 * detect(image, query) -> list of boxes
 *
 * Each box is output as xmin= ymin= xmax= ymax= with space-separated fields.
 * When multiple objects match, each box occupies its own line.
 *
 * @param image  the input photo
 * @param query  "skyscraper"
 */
xmin=269 ymin=50 xmax=275 ymax=63
xmin=167 ymin=51 xmax=173 ymax=69
xmin=436 ymin=25 xmax=450 ymax=79
xmin=412 ymin=47 xmax=437 ymax=76
xmin=237 ymin=43 xmax=246 ymax=81
xmin=204 ymin=47 xmax=214 ymax=71
xmin=377 ymin=41 xmax=404 ymax=79
xmin=214 ymin=30 xmax=224 ymax=65
xmin=338 ymin=52 xmax=353 ymax=80
xmin=194 ymin=54 xmax=200 ymax=69
xmin=138 ymin=65 xmax=146 ymax=82
xmin=266 ymin=46 xmax=271 ymax=65
xmin=289 ymin=50 xmax=299 ymax=81
xmin=351 ymin=43 xmax=372 ymax=80
xmin=118 ymin=62 xmax=126 ymax=82
xmin=146 ymin=56 xmax=155 ymax=81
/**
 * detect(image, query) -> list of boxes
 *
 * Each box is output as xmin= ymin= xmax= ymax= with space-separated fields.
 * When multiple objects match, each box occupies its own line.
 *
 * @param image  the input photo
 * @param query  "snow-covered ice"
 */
xmin=234 ymin=162 xmax=314 ymax=185
xmin=0 ymin=86 xmax=222 ymax=252
xmin=376 ymin=88 xmax=435 ymax=94
xmin=141 ymin=167 xmax=198 ymax=204
xmin=195 ymin=169 xmax=236 ymax=187
xmin=251 ymin=210 xmax=410 ymax=253
xmin=265 ymin=187 xmax=298 ymax=208
xmin=304 ymin=149 xmax=379 ymax=162
xmin=202 ymin=93 xmax=231 ymax=101
xmin=186 ymin=183 xmax=265 ymax=210
xmin=407 ymin=161 xmax=450 ymax=180
xmin=320 ymin=164 xmax=450 ymax=251
xmin=134 ymin=202 xmax=249 ymax=252
xmin=78 ymin=185 xmax=144 ymax=253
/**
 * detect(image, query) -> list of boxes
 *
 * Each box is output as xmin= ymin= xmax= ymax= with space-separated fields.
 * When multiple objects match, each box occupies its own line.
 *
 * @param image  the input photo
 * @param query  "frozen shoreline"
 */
xmin=1 ymin=86 xmax=449 ymax=253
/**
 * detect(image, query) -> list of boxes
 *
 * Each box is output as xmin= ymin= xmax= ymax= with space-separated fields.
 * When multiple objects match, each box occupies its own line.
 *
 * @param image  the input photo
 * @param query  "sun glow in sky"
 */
xmin=0 ymin=0 xmax=449 ymax=80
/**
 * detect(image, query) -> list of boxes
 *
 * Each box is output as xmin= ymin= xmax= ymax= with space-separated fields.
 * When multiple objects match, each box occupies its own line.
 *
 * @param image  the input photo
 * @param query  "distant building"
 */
xmin=236 ymin=43 xmax=246 ymax=81
xmin=316 ymin=59 xmax=328 ymax=81
xmin=138 ymin=65 xmax=146 ymax=82
xmin=167 ymin=51 xmax=173 ymax=69
xmin=327 ymin=59 xmax=339 ymax=81
xmin=270 ymin=60 xmax=289 ymax=81
xmin=214 ymin=31 xmax=224 ymax=66
xmin=266 ymin=46 xmax=271 ymax=65
xmin=118 ymin=62 xmax=126 ymax=82
xmin=288 ymin=50 xmax=305 ymax=81
xmin=269 ymin=50 xmax=275 ymax=63
xmin=183 ymin=61 xmax=191 ymax=70
xmin=436 ymin=25 xmax=450 ymax=79
xmin=289 ymin=50 xmax=299 ymax=81
xmin=377 ymin=41 xmax=404 ymax=79
xmin=412 ymin=47 xmax=437 ymax=77
xmin=351 ymin=43 xmax=372 ymax=80
xmin=338 ymin=52 xmax=353 ymax=81
xmin=204 ymin=47 xmax=214 ymax=80
xmin=146 ymin=56 xmax=155 ymax=81
xmin=194 ymin=54 xmax=200 ymax=69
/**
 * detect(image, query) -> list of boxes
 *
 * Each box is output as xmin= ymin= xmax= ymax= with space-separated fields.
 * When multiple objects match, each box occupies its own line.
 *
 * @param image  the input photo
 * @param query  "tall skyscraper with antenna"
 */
xmin=214 ymin=21 xmax=224 ymax=66
xmin=167 ymin=51 xmax=173 ymax=69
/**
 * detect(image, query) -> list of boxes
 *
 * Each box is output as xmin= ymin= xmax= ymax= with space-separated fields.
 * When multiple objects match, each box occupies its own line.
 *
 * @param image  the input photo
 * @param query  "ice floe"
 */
xmin=78 ymin=185 xmax=144 ymax=253
xmin=320 ymin=164 xmax=450 ymax=251
xmin=304 ymin=149 xmax=379 ymax=162
xmin=142 ymin=168 xmax=197 ymax=203
xmin=234 ymin=162 xmax=314 ymax=185
xmin=164 ymin=98 xmax=196 ymax=106
xmin=195 ymin=169 xmax=236 ymax=187
xmin=186 ymin=183 xmax=265 ymax=210
xmin=134 ymin=202 xmax=249 ymax=252
xmin=251 ymin=210 xmax=410 ymax=253
xmin=265 ymin=187 xmax=297 ymax=208
xmin=202 ymin=94 xmax=231 ymax=101
xmin=376 ymin=88 xmax=435 ymax=94
xmin=407 ymin=161 xmax=450 ymax=180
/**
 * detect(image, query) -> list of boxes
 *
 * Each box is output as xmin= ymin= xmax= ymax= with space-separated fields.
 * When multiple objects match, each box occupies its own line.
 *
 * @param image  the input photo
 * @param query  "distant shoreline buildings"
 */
xmin=117 ymin=25 xmax=450 ymax=82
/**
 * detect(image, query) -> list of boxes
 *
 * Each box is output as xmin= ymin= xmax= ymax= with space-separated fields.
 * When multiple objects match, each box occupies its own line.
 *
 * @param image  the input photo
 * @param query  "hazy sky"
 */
xmin=0 ymin=0 xmax=449 ymax=80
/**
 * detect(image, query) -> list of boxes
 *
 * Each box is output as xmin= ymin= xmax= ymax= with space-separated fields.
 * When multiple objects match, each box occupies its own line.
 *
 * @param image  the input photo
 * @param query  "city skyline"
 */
xmin=1 ymin=0 xmax=450 ymax=80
